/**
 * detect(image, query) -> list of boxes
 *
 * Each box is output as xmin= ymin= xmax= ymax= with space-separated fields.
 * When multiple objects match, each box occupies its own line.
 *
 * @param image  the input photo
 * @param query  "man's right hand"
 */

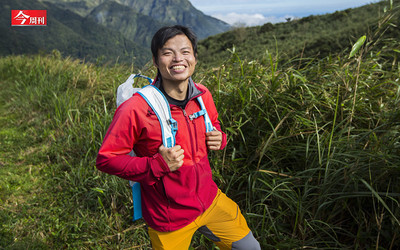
xmin=158 ymin=145 xmax=184 ymax=171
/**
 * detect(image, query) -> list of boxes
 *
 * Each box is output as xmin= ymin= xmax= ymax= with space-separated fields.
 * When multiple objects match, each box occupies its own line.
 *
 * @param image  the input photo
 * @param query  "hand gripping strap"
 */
xmin=137 ymin=85 xmax=177 ymax=148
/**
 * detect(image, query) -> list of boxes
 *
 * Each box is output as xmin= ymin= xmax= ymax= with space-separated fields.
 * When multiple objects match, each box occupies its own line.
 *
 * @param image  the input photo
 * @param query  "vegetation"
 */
xmin=198 ymin=0 xmax=395 ymax=67
xmin=1 ymin=0 xmax=150 ymax=67
xmin=1 ymin=0 xmax=230 ymax=66
xmin=44 ymin=0 xmax=231 ymax=39
xmin=88 ymin=1 xmax=165 ymax=49
xmin=1 ymin=1 xmax=399 ymax=249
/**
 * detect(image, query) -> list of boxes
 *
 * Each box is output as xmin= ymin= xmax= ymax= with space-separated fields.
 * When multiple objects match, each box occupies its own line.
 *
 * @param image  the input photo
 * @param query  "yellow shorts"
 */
xmin=148 ymin=189 xmax=257 ymax=250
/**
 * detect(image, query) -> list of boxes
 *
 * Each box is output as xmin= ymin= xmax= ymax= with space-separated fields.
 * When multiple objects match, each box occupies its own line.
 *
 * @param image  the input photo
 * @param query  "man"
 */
xmin=96 ymin=25 xmax=260 ymax=250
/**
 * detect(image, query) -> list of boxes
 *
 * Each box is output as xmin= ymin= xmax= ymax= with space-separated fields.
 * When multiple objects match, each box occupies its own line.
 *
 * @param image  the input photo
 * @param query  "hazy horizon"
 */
xmin=189 ymin=0 xmax=381 ymax=26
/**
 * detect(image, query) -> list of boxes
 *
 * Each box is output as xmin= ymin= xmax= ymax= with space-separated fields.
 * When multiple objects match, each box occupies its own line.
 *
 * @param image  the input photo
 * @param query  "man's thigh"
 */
xmin=148 ymin=190 xmax=260 ymax=250
xmin=198 ymin=191 xmax=260 ymax=249
xmin=148 ymin=222 xmax=197 ymax=250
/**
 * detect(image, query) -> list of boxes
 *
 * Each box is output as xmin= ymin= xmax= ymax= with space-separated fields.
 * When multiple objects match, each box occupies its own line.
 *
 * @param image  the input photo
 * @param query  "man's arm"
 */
xmin=96 ymin=101 xmax=170 ymax=185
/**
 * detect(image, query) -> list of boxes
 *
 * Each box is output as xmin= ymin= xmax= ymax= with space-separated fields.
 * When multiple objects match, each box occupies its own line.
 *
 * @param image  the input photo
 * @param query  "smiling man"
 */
xmin=96 ymin=25 xmax=260 ymax=250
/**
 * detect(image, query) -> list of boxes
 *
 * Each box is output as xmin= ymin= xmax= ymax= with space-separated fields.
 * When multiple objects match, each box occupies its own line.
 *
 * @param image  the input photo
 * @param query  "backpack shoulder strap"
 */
xmin=197 ymin=96 xmax=214 ymax=132
xmin=116 ymin=74 xmax=177 ymax=148
xmin=189 ymin=96 xmax=214 ymax=133
xmin=137 ymin=85 xmax=178 ymax=148
xmin=131 ymin=85 xmax=178 ymax=221
xmin=117 ymin=74 xmax=178 ymax=221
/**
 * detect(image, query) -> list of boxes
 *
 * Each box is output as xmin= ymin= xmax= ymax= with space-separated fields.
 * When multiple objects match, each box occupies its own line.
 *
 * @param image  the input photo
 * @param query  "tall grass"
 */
xmin=0 ymin=53 xmax=155 ymax=249
xmin=1 ymin=5 xmax=399 ymax=249
xmin=198 ymin=8 xmax=400 ymax=248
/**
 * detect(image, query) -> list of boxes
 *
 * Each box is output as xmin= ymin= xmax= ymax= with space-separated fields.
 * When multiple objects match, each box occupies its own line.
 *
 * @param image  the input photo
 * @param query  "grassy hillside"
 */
xmin=1 ymin=0 xmax=150 ymax=66
xmin=0 ymin=2 xmax=399 ymax=249
xmin=3 ymin=0 xmax=393 ymax=68
xmin=198 ymin=0 xmax=395 ymax=67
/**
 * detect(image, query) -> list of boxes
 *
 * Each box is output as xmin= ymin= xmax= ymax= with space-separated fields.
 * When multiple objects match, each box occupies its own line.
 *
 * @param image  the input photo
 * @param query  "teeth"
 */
xmin=172 ymin=66 xmax=185 ymax=70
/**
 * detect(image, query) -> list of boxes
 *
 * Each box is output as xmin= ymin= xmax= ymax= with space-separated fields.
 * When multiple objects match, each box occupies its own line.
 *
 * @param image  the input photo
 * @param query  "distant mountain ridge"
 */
xmin=1 ymin=0 xmax=150 ymax=66
xmin=2 ymin=0 xmax=391 ymax=69
xmin=115 ymin=0 xmax=231 ymax=39
xmin=1 ymin=0 xmax=231 ymax=66
xmin=44 ymin=0 xmax=231 ymax=40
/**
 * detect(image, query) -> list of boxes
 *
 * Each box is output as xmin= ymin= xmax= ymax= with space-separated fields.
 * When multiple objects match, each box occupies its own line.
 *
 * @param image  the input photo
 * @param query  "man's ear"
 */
xmin=153 ymin=57 xmax=158 ymax=67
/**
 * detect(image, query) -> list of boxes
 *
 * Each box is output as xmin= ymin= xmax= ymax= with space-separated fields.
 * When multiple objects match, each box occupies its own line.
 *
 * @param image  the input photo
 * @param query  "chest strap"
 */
xmin=189 ymin=96 xmax=214 ymax=133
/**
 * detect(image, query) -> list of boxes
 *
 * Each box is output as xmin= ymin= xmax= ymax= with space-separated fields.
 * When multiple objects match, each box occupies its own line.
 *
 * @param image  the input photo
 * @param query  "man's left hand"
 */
xmin=206 ymin=129 xmax=222 ymax=151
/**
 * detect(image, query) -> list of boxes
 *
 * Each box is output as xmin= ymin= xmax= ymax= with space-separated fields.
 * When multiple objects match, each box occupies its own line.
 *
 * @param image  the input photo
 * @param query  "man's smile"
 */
xmin=171 ymin=65 xmax=186 ymax=70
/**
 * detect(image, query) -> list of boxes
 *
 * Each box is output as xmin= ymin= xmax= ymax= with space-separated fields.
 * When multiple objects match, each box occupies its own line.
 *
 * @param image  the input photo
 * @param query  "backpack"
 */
xmin=116 ymin=73 xmax=213 ymax=221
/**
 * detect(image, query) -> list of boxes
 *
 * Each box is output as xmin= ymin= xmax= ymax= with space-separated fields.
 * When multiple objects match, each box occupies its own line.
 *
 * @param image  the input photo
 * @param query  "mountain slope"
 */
xmin=88 ymin=1 xmax=166 ymax=48
xmin=118 ymin=0 xmax=231 ymax=39
xmin=1 ymin=0 xmax=150 ymax=65
xmin=198 ymin=1 xmax=394 ymax=66
xmin=44 ymin=0 xmax=231 ymax=39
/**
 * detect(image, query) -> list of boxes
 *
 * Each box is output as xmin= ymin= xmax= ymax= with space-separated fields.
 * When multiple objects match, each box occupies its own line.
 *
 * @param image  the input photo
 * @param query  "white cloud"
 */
xmin=191 ymin=0 xmax=379 ymax=16
xmin=212 ymin=12 xmax=295 ymax=26
xmin=191 ymin=0 xmax=380 ymax=26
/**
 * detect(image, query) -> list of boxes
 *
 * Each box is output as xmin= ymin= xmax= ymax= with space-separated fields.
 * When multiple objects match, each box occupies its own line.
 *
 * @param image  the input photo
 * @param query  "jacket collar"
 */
xmin=152 ymin=75 xmax=203 ymax=100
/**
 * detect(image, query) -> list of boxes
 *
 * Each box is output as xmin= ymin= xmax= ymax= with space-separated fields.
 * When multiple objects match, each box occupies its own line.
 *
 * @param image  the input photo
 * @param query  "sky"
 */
xmin=189 ymin=0 xmax=381 ymax=26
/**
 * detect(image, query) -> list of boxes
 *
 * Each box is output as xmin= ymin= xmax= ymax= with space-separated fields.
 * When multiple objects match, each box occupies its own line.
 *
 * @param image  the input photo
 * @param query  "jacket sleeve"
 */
xmin=203 ymin=89 xmax=227 ymax=150
xmin=96 ymin=100 xmax=170 ymax=185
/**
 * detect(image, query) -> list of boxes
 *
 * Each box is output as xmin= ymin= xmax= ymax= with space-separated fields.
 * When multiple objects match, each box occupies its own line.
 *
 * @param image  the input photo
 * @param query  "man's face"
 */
xmin=154 ymin=34 xmax=197 ymax=85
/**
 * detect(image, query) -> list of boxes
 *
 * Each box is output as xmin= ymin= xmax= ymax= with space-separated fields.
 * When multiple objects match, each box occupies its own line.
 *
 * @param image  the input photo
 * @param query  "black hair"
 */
xmin=151 ymin=25 xmax=198 ymax=64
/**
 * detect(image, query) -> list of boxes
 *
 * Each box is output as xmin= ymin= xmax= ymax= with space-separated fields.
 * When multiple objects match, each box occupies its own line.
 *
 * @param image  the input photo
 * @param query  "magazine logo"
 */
xmin=11 ymin=10 xmax=47 ymax=26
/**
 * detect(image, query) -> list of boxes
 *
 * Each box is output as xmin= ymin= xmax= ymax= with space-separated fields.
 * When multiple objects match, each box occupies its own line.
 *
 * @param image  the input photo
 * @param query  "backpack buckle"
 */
xmin=189 ymin=109 xmax=207 ymax=121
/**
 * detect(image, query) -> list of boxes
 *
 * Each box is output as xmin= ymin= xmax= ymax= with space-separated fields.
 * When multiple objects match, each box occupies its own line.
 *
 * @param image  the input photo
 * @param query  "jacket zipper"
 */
xmin=182 ymin=108 xmax=205 ymax=212
xmin=161 ymin=178 xmax=172 ymax=226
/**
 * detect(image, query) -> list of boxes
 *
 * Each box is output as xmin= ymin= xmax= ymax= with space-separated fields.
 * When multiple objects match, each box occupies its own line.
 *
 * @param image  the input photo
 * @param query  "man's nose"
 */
xmin=173 ymin=53 xmax=183 ymax=61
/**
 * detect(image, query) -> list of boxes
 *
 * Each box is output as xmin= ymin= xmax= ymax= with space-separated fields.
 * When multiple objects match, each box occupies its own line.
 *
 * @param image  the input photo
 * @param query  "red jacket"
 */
xmin=96 ymin=78 xmax=227 ymax=232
